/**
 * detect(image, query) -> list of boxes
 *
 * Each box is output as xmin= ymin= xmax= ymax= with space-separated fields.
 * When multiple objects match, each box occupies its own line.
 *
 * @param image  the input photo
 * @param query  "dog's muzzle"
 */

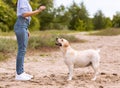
xmin=55 ymin=38 xmax=62 ymax=46
xmin=55 ymin=42 xmax=62 ymax=46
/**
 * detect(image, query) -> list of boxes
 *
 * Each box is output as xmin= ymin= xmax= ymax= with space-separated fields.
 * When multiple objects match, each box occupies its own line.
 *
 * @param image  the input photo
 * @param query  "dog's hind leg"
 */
xmin=91 ymin=61 xmax=99 ymax=81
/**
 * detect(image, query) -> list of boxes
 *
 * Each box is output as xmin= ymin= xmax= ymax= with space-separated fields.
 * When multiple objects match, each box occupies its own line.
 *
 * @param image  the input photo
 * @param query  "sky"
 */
xmin=54 ymin=0 xmax=120 ymax=19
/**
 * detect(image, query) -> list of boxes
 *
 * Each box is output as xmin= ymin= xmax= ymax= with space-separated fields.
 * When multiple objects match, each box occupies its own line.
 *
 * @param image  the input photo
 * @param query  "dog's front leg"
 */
xmin=67 ymin=65 xmax=74 ymax=81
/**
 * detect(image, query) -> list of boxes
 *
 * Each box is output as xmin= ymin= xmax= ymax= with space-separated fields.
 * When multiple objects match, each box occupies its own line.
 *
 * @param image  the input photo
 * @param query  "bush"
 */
xmin=28 ymin=34 xmax=57 ymax=50
xmin=0 ymin=38 xmax=17 ymax=61
xmin=28 ymin=33 xmax=84 ymax=51
xmin=0 ymin=23 xmax=9 ymax=32
xmin=0 ymin=38 xmax=17 ymax=53
xmin=58 ymin=34 xmax=83 ymax=43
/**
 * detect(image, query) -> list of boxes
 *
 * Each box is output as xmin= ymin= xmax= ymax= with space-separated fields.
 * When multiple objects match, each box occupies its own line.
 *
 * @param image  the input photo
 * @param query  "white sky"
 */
xmin=54 ymin=0 xmax=120 ymax=19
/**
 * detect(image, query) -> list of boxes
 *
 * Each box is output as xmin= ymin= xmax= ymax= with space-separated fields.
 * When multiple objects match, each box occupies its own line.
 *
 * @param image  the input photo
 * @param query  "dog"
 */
xmin=55 ymin=38 xmax=100 ymax=81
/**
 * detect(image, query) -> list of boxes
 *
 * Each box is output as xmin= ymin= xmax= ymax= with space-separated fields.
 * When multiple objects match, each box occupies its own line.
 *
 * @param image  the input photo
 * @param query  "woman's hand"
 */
xmin=22 ymin=6 xmax=46 ymax=17
xmin=38 ymin=6 xmax=46 ymax=12
xmin=27 ymin=30 xmax=30 ymax=38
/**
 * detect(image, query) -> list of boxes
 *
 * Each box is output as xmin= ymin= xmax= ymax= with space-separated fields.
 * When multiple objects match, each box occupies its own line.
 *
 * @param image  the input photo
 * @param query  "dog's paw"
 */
xmin=91 ymin=77 xmax=96 ymax=81
xmin=67 ymin=78 xmax=72 ymax=81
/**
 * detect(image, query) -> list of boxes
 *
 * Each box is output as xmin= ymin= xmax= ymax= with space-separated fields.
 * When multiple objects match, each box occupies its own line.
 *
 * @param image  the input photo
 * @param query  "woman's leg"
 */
xmin=15 ymin=28 xmax=28 ymax=75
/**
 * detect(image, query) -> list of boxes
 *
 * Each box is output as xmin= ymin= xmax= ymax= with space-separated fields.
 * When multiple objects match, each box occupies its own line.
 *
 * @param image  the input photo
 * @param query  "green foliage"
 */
xmin=28 ymin=33 xmax=83 ymax=50
xmin=28 ymin=30 xmax=84 ymax=50
xmin=58 ymin=34 xmax=85 ymax=43
xmin=29 ymin=16 xmax=40 ymax=31
xmin=37 ymin=0 xmax=54 ymax=30
xmin=52 ymin=5 xmax=70 ymax=30
xmin=112 ymin=12 xmax=120 ymax=28
xmin=28 ymin=34 xmax=56 ymax=49
xmin=3 ymin=0 xmax=16 ymax=10
xmin=85 ymin=19 xmax=94 ymax=31
xmin=68 ymin=2 xmax=93 ymax=31
xmin=0 ymin=23 xmax=9 ymax=32
xmin=0 ymin=31 xmax=14 ymax=36
xmin=0 ymin=38 xmax=17 ymax=53
xmin=0 ymin=30 xmax=81 ymax=61
xmin=30 ymin=0 xmax=40 ymax=9
xmin=92 ymin=10 xmax=112 ymax=30
xmin=0 ymin=38 xmax=16 ymax=61
xmin=104 ymin=17 xmax=112 ymax=28
xmin=38 ymin=10 xmax=55 ymax=30
xmin=75 ymin=19 xmax=85 ymax=31
xmin=93 ymin=10 xmax=105 ymax=30
xmin=68 ymin=2 xmax=81 ymax=30
xmin=0 ymin=0 xmax=116 ymax=32
xmin=0 ymin=0 xmax=16 ymax=32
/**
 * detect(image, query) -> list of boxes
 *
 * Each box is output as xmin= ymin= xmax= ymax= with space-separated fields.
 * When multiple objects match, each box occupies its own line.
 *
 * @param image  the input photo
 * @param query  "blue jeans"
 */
xmin=14 ymin=16 xmax=29 ymax=75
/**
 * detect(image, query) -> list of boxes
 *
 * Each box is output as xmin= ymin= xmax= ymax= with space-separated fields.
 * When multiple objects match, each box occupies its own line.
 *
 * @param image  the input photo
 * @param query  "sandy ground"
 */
xmin=0 ymin=34 xmax=120 ymax=88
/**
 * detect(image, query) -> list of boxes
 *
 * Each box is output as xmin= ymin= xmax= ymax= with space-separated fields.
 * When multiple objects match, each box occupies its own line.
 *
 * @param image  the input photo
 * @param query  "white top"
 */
xmin=17 ymin=0 xmax=32 ymax=20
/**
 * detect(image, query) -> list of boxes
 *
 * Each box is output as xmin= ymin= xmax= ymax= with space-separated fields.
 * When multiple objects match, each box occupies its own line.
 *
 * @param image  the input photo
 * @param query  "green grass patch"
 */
xmin=89 ymin=28 xmax=120 ymax=36
xmin=28 ymin=30 xmax=85 ymax=51
xmin=0 ymin=31 xmax=14 ymax=36
xmin=28 ymin=34 xmax=84 ymax=51
xmin=31 ymin=30 xmax=77 ymax=36
xmin=0 ymin=30 xmax=86 ymax=61
xmin=0 ymin=38 xmax=17 ymax=53
xmin=0 ymin=38 xmax=17 ymax=61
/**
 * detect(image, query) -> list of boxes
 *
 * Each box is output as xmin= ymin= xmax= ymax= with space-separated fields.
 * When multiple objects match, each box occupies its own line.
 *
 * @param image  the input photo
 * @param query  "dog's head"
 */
xmin=55 ymin=38 xmax=70 ymax=48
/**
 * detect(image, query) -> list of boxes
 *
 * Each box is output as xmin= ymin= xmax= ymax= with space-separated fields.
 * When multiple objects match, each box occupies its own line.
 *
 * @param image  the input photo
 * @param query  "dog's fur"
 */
xmin=56 ymin=38 xmax=100 ymax=81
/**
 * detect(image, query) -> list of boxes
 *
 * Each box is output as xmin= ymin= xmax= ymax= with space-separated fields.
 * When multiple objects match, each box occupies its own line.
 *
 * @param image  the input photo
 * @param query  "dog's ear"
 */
xmin=63 ymin=42 xmax=69 ymax=47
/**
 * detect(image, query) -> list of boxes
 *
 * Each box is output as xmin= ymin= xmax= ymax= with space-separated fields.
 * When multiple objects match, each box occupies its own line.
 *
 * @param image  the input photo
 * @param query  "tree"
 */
xmin=112 ymin=12 xmax=120 ymax=28
xmin=0 ymin=0 xmax=113 ymax=32
xmin=52 ymin=5 xmax=71 ymax=29
xmin=75 ymin=19 xmax=85 ymax=31
xmin=0 ymin=0 xmax=16 ymax=32
xmin=93 ymin=10 xmax=106 ymax=30
xmin=1 ymin=0 xmax=41 ymax=31
xmin=37 ymin=0 xmax=54 ymax=30
xmin=93 ymin=10 xmax=112 ymax=30
xmin=3 ymin=0 xmax=16 ymax=10
xmin=68 ymin=2 xmax=93 ymax=31
xmin=68 ymin=2 xmax=80 ymax=30
xmin=104 ymin=17 xmax=112 ymax=28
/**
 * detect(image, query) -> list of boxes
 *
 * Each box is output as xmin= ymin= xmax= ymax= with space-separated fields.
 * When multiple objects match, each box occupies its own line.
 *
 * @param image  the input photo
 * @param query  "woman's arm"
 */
xmin=22 ymin=6 xmax=46 ymax=17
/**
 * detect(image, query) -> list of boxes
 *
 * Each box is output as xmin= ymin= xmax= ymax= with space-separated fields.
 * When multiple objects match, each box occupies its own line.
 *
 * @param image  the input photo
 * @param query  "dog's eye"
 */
xmin=61 ymin=39 xmax=64 ymax=42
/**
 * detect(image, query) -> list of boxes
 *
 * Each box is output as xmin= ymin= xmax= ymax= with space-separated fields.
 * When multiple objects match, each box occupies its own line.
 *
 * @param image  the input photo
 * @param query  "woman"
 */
xmin=14 ymin=0 xmax=46 ymax=80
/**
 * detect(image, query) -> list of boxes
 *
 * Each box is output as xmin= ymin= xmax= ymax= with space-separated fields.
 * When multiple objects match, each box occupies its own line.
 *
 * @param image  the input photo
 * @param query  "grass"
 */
xmin=28 ymin=30 xmax=85 ymax=51
xmin=2 ymin=28 xmax=120 ymax=61
xmin=0 ymin=38 xmax=17 ymax=53
xmin=89 ymin=28 xmax=120 ymax=36
xmin=0 ymin=52 xmax=9 ymax=62
xmin=30 ymin=29 xmax=77 ymax=36
xmin=0 ymin=30 xmax=84 ymax=61
xmin=0 ymin=31 xmax=14 ymax=36
xmin=0 ymin=38 xmax=17 ymax=61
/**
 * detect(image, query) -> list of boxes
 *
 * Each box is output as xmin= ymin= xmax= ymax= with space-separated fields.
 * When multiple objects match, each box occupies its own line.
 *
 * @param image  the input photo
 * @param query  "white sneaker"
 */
xmin=15 ymin=72 xmax=31 ymax=81
xmin=24 ymin=72 xmax=33 ymax=78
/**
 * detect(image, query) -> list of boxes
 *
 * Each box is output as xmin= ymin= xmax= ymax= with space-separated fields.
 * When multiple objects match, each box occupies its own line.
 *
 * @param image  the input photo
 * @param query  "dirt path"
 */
xmin=0 ymin=34 xmax=120 ymax=88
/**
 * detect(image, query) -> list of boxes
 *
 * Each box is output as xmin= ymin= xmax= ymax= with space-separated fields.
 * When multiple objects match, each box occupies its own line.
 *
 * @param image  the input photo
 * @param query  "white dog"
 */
xmin=55 ymin=38 xmax=100 ymax=81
